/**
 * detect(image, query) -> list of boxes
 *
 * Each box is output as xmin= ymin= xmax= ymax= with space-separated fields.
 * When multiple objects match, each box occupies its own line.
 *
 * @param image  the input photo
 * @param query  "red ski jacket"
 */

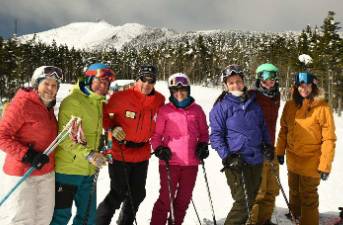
xmin=0 ymin=88 xmax=58 ymax=176
xmin=104 ymin=84 xmax=165 ymax=162
xmin=249 ymin=90 xmax=280 ymax=145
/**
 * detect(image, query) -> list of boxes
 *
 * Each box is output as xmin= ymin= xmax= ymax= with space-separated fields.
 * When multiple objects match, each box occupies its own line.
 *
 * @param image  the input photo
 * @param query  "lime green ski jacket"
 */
xmin=55 ymin=83 xmax=105 ymax=176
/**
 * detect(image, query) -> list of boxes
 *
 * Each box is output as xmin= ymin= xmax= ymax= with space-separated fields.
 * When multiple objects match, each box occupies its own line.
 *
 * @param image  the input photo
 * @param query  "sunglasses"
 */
xmin=140 ymin=76 xmax=156 ymax=84
xmin=258 ymin=71 xmax=277 ymax=81
xmin=169 ymin=76 xmax=190 ymax=87
xmin=295 ymin=72 xmax=313 ymax=85
xmin=44 ymin=66 xmax=63 ymax=80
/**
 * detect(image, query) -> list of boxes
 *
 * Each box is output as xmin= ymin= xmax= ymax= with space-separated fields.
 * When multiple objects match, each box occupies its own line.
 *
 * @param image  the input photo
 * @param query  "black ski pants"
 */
xmin=96 ymin=159 xmax=149 ymax=225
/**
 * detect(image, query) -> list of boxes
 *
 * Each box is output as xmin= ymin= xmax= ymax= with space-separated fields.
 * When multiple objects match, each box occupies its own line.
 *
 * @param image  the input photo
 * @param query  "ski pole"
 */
xmin=0 ymin=116 xmax=79 ymax=207
xmin=240 ymin=168 xmax=252 ymax=224
xmin=191 ymin=198 xmax=202 ymax=225
xmin=269 ymin=161 xmax=299 ymax=225
xmin=201 ymin=160 xmax=217 ymax=225
xmin=165 ymin=160 xmax=175 ymax=225
xmin=118 ymin=141 xmax=138 ymax=225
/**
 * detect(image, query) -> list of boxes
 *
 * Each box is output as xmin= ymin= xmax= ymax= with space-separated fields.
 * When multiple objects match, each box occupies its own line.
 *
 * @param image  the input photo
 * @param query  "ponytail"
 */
xmin=213 ymin=91 xmax=227 ymax=106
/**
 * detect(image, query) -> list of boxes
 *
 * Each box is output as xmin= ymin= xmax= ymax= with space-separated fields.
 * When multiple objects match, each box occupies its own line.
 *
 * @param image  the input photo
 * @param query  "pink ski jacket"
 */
xmin=0 ymin=88 xmax=57 ymax=176
xmin=151 ymin=102 xmax=209 ymax=166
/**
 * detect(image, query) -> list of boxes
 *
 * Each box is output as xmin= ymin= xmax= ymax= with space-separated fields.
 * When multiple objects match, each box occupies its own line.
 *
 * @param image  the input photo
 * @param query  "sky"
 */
xmin=0 ymin=0 xmax=343 ymax=38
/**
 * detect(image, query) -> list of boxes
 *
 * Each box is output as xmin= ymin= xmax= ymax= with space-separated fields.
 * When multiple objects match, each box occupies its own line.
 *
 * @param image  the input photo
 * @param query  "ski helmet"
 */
xmin=31 ymin=66 xmax=63 ymax=88
xmin=221 ymin=64 xmax=244 ymax=83
xmin=168 ymin=73 xmax=190 ymax=88
xmin=168 ymin=73 xmax=191 ymax=95
xmin=256 ymin=63 xmax=279 ymax=81
xmin=138 ymin=65 xmax=158 ymax=82
xmin=84 ymin=63 xmax=116 ymax=85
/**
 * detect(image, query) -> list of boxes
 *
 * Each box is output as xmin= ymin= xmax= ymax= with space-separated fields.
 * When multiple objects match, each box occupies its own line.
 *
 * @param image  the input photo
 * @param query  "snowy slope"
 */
xmin=18 ymin=21 xmax=175 ymax=51
xmin=0 ymin=83 xmax=342 ymax=225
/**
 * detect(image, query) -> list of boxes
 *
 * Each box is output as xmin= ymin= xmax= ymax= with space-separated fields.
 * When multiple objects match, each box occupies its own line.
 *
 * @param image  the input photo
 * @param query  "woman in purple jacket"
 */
xmin=150 ymin=73 xmax=209 ymax=225
xmin=209 ymin=64 xmax=273 ymax=225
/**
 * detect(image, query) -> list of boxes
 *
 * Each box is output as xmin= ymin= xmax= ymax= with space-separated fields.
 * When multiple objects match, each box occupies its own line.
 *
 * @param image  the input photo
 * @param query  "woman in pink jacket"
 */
xmin=150 ymin=73 xmax=209 ymax=225
xmin=0 ymin=66 xmax=62 ymax=225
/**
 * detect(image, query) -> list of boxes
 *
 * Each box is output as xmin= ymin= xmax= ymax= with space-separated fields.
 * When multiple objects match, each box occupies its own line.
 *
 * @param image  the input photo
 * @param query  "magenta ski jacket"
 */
xmin=151 ymin=102 xmax=209 ymax=166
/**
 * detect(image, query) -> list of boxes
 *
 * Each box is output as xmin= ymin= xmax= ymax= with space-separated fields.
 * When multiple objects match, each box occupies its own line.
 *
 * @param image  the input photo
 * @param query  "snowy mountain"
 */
xmin=18 ymin=20 xmax=176 ymax=51
xmin=18 ymin=21 xmax=300 ymax=52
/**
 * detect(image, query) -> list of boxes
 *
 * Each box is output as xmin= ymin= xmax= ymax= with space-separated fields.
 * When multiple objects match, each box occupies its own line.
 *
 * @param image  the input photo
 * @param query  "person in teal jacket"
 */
xmin=50 ymin=63 xmax=115 ymax=225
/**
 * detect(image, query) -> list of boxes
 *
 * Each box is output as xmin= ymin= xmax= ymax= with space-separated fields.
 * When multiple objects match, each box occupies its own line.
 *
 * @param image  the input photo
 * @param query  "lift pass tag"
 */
xmin=125 ymin=111 xmax=136 ymax=119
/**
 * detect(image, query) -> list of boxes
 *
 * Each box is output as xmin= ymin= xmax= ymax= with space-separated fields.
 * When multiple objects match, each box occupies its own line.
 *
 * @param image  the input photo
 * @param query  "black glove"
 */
xmin=222 ymin=153 xmax=244 ymax=170
xmin=262 ymin=143 xmax=275 ymax=161
xmin=154 ymin=146 xmax=172 ymax=161
xmin=196 ymin=142 xmax=209 ymax=160
xmin=22 ymin=146 xmax=49 ymax=170
xmin=277 ymin=155 xmax=284 ymax=165
xmin=320 ymin=171 xmax=329 ymax=181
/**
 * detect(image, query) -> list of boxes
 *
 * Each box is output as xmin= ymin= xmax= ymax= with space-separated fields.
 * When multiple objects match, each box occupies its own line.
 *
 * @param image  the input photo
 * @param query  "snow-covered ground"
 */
xmin=1 ymin=82 xmax=342 ymax=225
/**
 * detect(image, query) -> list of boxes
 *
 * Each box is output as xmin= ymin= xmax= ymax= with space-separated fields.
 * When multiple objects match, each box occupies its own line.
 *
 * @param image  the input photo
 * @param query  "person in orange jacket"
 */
xmin=96 ymin=65 xmax=165 ymax=225
xmin=276 ymin=71 xmax=336 ymax=225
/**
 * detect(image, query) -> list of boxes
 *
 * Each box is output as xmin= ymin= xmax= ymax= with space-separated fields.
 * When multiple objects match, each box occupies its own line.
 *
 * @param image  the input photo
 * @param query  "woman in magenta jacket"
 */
xmin=0 ymin=66 xmax=62 ymax=225
xmin=150 ymin=73 xmax=209 ymax=225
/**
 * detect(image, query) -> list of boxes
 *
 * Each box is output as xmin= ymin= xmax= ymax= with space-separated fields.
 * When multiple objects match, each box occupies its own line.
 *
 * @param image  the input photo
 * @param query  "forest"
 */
xmin=0 ymin=11 xmax=342 ymax=113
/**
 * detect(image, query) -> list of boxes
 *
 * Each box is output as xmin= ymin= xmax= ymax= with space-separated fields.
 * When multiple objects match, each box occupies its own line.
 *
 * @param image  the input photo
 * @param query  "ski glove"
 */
xmin=277 ymin=155 xmax=284 ymax=165
xmin=262 ymin=143 xmax=275 ymax=161
xmin=21 ymin=146 xmax=49 ymax=170
xmin=112 ymin=126 xmax=126 ymax=141
xmin=319 ymin=171 xmax=329 ymax=181
xmin=154 ymin=146 xmax=172 ymax=161
xmin=87 ymin=151 xmax=107 ymax=168
xmin=222 ymin=153 xmax=244 ymax=170
xmin=196 ymin=142 xmax=209 ymax=160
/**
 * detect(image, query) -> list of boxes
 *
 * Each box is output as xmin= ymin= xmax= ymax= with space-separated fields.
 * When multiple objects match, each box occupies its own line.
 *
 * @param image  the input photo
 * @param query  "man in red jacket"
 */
xmin=96 ymin=65 xmax=165 ymax=225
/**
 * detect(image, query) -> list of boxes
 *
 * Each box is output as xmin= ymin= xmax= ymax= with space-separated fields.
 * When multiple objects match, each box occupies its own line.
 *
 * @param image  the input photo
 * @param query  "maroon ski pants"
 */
xmin=150 ymin=165 xmax=198 ymax=225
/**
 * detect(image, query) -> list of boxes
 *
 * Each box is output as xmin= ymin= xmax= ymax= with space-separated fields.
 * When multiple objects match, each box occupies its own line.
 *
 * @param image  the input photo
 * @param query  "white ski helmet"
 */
xmin=168 ymin=73 xmax=191 ymax=95
xmin=168 ymin=73 xmax=191 ymax=88
xmin=31 ymin=66 xmax=63 ymax=88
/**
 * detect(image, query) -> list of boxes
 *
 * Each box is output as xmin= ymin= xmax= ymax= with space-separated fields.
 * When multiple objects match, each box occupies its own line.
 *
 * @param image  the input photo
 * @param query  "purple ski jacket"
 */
xmin=209 ymin=92 xmax=271 ymax=165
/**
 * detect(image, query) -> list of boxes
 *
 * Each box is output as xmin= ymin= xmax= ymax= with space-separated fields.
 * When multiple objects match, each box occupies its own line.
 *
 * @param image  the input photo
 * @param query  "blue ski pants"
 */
xmin=50 ymin=173 xmax=96 ymax=225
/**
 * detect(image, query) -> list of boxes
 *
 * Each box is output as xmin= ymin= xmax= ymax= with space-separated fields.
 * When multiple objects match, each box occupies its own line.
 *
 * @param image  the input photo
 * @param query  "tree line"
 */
xmin=0 ymin=11 xmax=342 ymax=113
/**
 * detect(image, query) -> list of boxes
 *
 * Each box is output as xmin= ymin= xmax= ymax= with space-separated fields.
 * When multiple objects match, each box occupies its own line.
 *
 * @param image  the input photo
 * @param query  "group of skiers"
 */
xmin=0 ymin=61 xmax=337 ymax=225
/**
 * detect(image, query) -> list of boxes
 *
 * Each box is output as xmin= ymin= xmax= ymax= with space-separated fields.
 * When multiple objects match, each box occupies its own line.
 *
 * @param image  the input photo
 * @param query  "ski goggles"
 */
xmin=168 ymin=76 xmax=190 ymax=87
xmin=258 ymin=71 xmax=277 ymax=81
xmin=139 ymin=76 xmax=156 ymax=84
xmin=85 ymin=68 xmax=116 ymax=81
xmin=295 ymin=72 xmax=313 ymax=85
xmin=222 ymin=64 xmax=244 ymax=77
xmin=43 ymin=66 xmax=63 ymax=80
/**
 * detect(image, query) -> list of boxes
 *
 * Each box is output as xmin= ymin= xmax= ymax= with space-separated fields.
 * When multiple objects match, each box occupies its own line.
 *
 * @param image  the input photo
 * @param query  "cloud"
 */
xmin=0 ymin=0 xmax=342 ymax=37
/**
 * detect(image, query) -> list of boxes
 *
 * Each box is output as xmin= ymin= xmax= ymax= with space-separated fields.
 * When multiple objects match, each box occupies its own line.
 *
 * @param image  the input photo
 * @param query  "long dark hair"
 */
xmin=213 ymin=91 xmax=227 ymax=106
xmin=292 ymin=83 xmax=320 ymax=108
